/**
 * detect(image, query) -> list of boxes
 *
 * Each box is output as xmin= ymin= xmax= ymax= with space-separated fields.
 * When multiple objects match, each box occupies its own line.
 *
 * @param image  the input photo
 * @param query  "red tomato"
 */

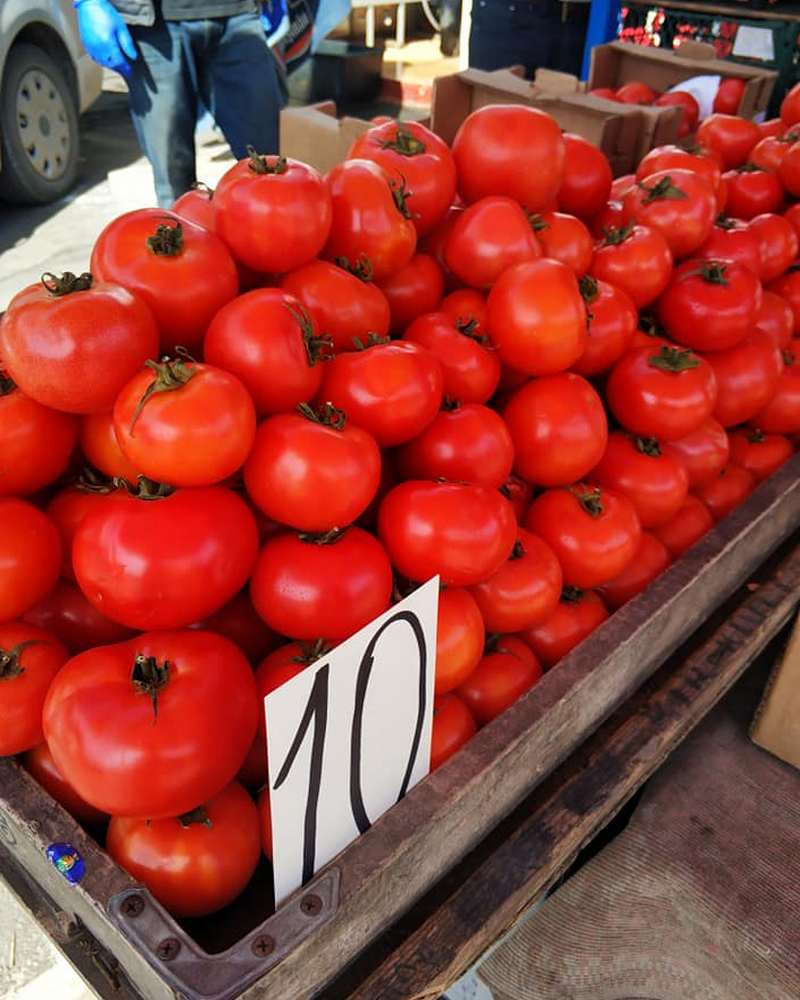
xmin=46 ymin=480 xmax=115 ymax=582
xmin=779 ymin=141 xmax=800 ymax=198
xmin=44 ymin=630 xmax=258 ymax=817
xmin=590 ymin=198 xmax=626 ymax=239
xmin=421 ymin=204 xmax=462 ymax=275
xmin=530 ymin=211 xmax=594 ymax=275
xmin=557 ymin=133 xmax=612 ymax=220
xmin=22 ymin=580 xmax=134 ymax=653
xmin=728 ymin=428 xmax=793 ymax=482
xmin=589 ymin=223 xmax=673 ymax=308
xmin=694 ymin=464 xmax=755 ymax=521
xmin=662 ymin=418 xmax=730 ymax=489
xmin=403 ymin=312 xmax=499 ymax=404
xmin=444 ymin=196 xmax=541 ymax=289
xmin=721 ymin=165 xmax=783 ymax=220
xmin=748 ymin=340 xmax=800 ymax=433
xmin=347 ymin=121 xmax=457 ymax=235
xmin=214 ymin=152 xmax=332 ymax=274
xmin=191 ymin=592 xmax=278 ymax=665
xmin=697 ymin=114 xmax=761 ymax=169
xmin=430 ymin=694 xmax=477 ymax=769
xmin=458 ymin=637 xmax=543 ymax=725
xmin=652 ymin=495 xmax=714 ymax=558
xmin=520 ymin=587 xmax=609 ymax=668
xmin=611 ymin=174 xmax=636 ymax=200
xmin=440 ymin=289 xmax=489 ymax=337
xmin=607 ymin=344 xmax=718 ymax=441
xmin=244 ymin=404 xmax=381 ymax=531
xmin=435 ymin=588 xmax=485 ymax=695
xmin=452 ymin=104 xmax=565 ymax=212
xmin=204 ymin=288 xmax=329 ymax=417
xmin=0 ymin=500 xmax=61 ymax=623
xmin=781 ymin=81 xmax=800 ymax=126
xmin=171 ymin=183 xmax=215 ymax=229
xmin=701 ymin=333 xmax=783 ymax=427
xmin=696 ymin=216 xmax=761 ymax=276
xmin=378 ymin=481 xmax=517 ymax=586
xmin=714 ymin=77 xmax=746 ymax=115
xmin=24 ymin=742 xmax=107 ymax=825
xmin=318 ymin=339 xmax=443 ymax=446
xmin=525 ymin=484 xmax=641 ymax=589
xmin=785 ymin=203 xmax=800 ymax=244
xmin=636 ymin=145 xmax=723 ymax=202
xmin=0 ymin=273 xmax=158 ymax=414
xmin=396 ymin=402 xmax=513 ymax=489
xmin=0 ymin=622 xmax=67 ymax=755
xmin=589 ymin=87 xmax=619 ymax=101
xmin=768 ymin=266 xmax=800 ymax=332
xmin=469 ymin=528 xmax=562 ymax=633
xmin=377 ymin=254 xmax=445 ymax=333
xmin=73 ymin=484 xmax=258 ymax=630
xmin=323 ymin=159 xmax=417 ymax=281
xmin=79 ymin=411 xmax=140 ymax=481
xmin=616 ymin=80 xmax=657 ymax=105
xmin=758 ymin=118 xmax=788 ymax=139
xmin=755 ymin=290 xmax=795 ymax=349
xmin=749 ymin=213 xmax=799 ymax=283
xmin=572 ymin=275 xmax=637 ymax=376
xmin=749 ymin=134 xmax=797 ymax=173
xmin=503 ymin=372 xmax=607 ymax=486
xmin=487 ymin=258 xmax=586 ymax=375
xmin=257 ymin=785 xmax=273 ymax=859
xmin=654 ymin=91 xmax=699 ymax=137
xmin=500 ymin=474 xmax=533 ymax=522
xmin=598 ymin=531 xmax=671 ymax=609
xmin=107 ymin=781 xmax=261 ymax=917
xmin=0 ymin=375 xmax=76 ymax=496
xmin=623 ymin=169 xmax=716 ymax=259
xmin=91 ymin=210 xmax=238 ymax=353
xmin=281 ymin=260 xmax=391 ymax=353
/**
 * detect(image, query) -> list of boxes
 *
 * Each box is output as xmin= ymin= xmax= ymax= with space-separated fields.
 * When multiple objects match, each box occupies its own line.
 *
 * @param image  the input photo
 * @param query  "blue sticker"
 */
xmin=47 ymin=843 xmax=85 ymax=884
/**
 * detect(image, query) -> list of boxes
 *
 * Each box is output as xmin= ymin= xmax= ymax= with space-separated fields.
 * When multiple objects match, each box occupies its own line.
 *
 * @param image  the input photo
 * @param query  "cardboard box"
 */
xmin=280 ymin=102 xmax=372 ymax=174
xmin=751 ymin=612 xmax=800 ymax=770
xmin=588 ymin=40 xmax=777 ymax=120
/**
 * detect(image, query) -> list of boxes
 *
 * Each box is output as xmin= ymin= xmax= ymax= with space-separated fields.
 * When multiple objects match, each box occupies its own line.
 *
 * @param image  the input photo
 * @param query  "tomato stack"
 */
xmin=2 ymin=80 xmax=800 ymax=920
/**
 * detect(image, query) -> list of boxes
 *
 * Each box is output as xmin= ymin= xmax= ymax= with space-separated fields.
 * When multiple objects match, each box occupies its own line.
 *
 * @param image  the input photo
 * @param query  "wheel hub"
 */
xmin=15 ymin=68 xmax=70 ymax=181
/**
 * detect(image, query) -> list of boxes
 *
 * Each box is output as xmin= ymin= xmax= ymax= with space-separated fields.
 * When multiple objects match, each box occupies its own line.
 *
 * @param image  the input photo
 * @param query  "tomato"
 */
xmin=589 ymin=87 xmax=618 ymax=101
xmin=107 ymin=781 xmax=260 ymax=917
xmin=503 ymin=373 xmax=607 ymax=486
xmin=785 ymin=203 xmax=800 ymax=244
xmin=377 ymin=253 xmax=445 ymax=333
xmin=24 ymin=742 xmax=107 ymax=825
xmin=458 ymin=637 xmax=542 ymax=725
xmin=421 ymin=204 xmax=462 ymax=275
xmin=469 ymin=528 xmax=562 ymax=633
xmin=623 ymin=169 xmax=715 ymax=259
xmin=403 ymin=312 xmax=499 ymax=405
xmin=0 ymin=500 xmax=61 ymax=623
xmin=696 ymin=216 xmax=761 ymax=275
xmin=318 ymin=339 xmax=443 ymax=446
xmin=73 ymin=483 xmax=258 ymax=630
xmin=214 ymin=151 xmax=331 ymax=273
xmin=204 ymin=288 xmax=329 ymax=417
xmin=323 ymin=159 xmax=417 ymax=281
xmin=91 ymin=210 xmax=237 ymax=354
xmin=698 ymin=114 xmax=761 ymax=169
xmin=171 ymin=182 xmax=215 ymax=228
xmin=519 ymin=587 xmax=609 ymax=668
xmin=435 ymin=588 xmax=485 ymax=695
xmin=713 ymin=77 xmax=745 ymax=115
xmin=749 ymin=134 xmax=796 ymax=173
xmin=721 ymin=165 xmax=783 ymax=220
xmin=452 ymin=104 xmax=564 ymax=212
xmin=44 ymin=630 xmax=258 ymax=818
xmin=657 ymin=259 xmax=761 ymax=352
xmin=0 ymin=622 xmax=67 ymax=756
xmin=589 ymin=223 xmax=673 ymax=308
xmin=572 ymin=275 xmax=637 ymax=376
xmin=500 ymin=474 xmax=533 ymax=523
xmin=525 ymin=484 xmax=641 ymax=589
xmin=378 ymin=481 xmax=516 ymax=586
xmin=693 ymin=464 xmax=755 ymax=521
xmin=749 ymin=213 xmax=799 ymax=283
xmin=79 ymin=412 xmax=139 ymax=481
xmin=487 ymin=258 xmax=586 ymax=375
xmin=529 ymin=211 xmax=594 ymax=275
xmin=590 ymin=198 xmax=625 ymax=238
xmin=281 ymin=259 xmax=390 ymax=353
xmin=443 ymin=196 xmax=541 ymax=290
xmin=557 ymin=132 xmax=612 ymax=220
xmin=728 ymin=428 xmax=793 ymax=483
xmin=611 ymin=175 xmax=636 ymax=200
xmin=190 ymin=592 xmax=278 ymax=665
xmin=46 ymin=478 xmax=115 ymax=582
xmin=662 ymin=418 xmax=730 ymax=489
xmin=244 ymin=404 xmax=381 ymax=531
xmin=781 ymin=81 xmax=800 ymax=126
xmin=759 ymin=118 xmax=787 ymax=139
xmin=347 ymin=120 xmax=457 ymax=235
xmin=654 ymin=91 xmax=699 ymax=137
xmin=23 ymin=580 xmax=134 ymax=653
xmin=652 ymin=495 xmax=714 ymax=558
xmin=768 ymin=266 xmax=800 ymax=332
xmin=0 ymin=374 xmax=76 ymax=496
xmin=616 ymin=80 xmax=657 ymax=105
xmin=755 ymin=290 xmax=795 ymax=349
xmin=440 ymin=289 xmax=488 ymax=337
xmin=0 ymin=273 xmax=158 ymax=414
xmin=701 ymin=333 xmax=783 ymax=427
xmin=748 ymin=341 xmax=800 ymax=433
xmin=636 ymin=146 xmax=723 ymax=203
xmin=598 ymin=532 xmax=671 ymax=609
xmin=779 ymin=141 xmax=800 ymax=197
xmin=430 ymin=694 xmax=477 ymax=769
xmin=607 ymin=344 xmax=717 ymax=441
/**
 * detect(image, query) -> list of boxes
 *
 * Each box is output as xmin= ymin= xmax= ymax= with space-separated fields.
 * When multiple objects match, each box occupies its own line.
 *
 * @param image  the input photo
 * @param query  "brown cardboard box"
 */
xmin=588 ymin=40 xmax=777 ymax=120
xmin=751 ymin=612 xmax=800 ymax=770
xmin=280 ymin=102 xmax=372 ymax=173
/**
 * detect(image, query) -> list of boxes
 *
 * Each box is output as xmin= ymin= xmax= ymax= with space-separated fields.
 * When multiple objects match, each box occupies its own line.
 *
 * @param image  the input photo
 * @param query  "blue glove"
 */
xmin=74 ymin=0 xmax=137 ymax=78
xmin=261 ymin=0 xmax=290 ymax=48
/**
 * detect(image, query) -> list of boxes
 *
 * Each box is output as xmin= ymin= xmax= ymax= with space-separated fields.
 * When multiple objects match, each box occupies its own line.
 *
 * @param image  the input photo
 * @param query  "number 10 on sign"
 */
xmin=265 ymin=577 xmax=439 ymax=904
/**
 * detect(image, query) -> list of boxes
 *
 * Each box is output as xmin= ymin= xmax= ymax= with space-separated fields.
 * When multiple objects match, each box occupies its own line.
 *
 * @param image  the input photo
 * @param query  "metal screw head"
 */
xmin=251 ymin=934 xmax=275 ymax=957
xmin=156 ymin=937 xmax=181 ymax=962
xmin=122 ymin=894 xmax=144 ymax=918
xmin=300 ymin=893 xmax=322 ymax=916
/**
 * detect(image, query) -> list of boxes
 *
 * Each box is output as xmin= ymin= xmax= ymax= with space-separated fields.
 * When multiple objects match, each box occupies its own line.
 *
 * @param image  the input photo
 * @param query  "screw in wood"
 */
xmin=121 ymin=895 xmax=144 ymax=918
xmin=156 ymin=938 xmax=181 ymax=962
xmin=251 ymin=934 xmax=275 ymax=957
xmin=300 ymin=893 xmax=323 ymax=916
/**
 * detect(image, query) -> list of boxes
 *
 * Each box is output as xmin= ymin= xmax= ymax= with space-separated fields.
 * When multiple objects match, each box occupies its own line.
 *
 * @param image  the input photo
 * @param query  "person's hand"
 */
xmin=74 ymin=0 xmax=138 ymax=77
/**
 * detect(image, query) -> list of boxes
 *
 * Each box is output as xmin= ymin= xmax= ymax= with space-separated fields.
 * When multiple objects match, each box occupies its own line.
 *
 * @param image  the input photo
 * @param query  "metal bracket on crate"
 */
xmin=108 ymin=867 xmax=340 ymax=1000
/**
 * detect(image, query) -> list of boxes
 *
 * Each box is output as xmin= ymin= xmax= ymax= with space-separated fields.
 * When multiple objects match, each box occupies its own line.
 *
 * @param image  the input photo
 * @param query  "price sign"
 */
xmin=265 ymin=577 xmax=439 ymax=904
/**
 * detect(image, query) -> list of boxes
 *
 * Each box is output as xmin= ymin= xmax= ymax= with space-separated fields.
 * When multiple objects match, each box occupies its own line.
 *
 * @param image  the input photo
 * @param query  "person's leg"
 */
xmin=469 ymin=0 xmax=569 ymax=77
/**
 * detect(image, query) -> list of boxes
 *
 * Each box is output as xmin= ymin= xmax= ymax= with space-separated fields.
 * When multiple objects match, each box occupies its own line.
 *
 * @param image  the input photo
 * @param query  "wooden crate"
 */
xmin=1 ymin=454 xmax=800 ymax=1000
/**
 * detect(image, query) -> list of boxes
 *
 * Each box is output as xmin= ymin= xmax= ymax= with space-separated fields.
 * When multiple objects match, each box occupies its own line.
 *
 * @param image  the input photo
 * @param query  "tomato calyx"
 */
xmin=297 ymin=400 xmax=346 ymax=430
xmin=298 ymin=527 xmax=347 ymax=545
xmin=335 ymin=255 xmax=374 ymax=282
xmin=390 ymin=177 xmax=415 ymax=220
xmin=638 ymin=175 xmax=688 ymax=204
xmin=442 ymin=396 xmax=461 ymax=412
xmin=129 ymin=350 xmax=197 ymax=434
xmin=0 ymin=370 xmax=15 ymax=396
xmin=527 ymin=212 xmax=549 ymax=233
xmin=177 ymin=806 xmax=213 ymax=828
xmin=639 ymin=314 xmax=666 ymax=338
xmin=569 ymin=485 xmax=604 ymax=518
xmin=455 ymin=318 xmax=492 ymax=348
xmin=648 ymin=345 xmax=700 ymax=374
xmin=634 ymin=436 xmax=662 ymax=457
xmin=131 ymin=653 xmax=171 ymax=721
xmin=782 ymin=348 xmax=796 ymax=367
xmin=292 ymin=639 xmax=332 ymax=665
xmin=0 ymin=641 xmax=41 ymax=681
xmin=146 ymin=220 xmax=184 ymax=257
xmin=75 ymin=467 xmax=117 ymax=495
xmin=509 ymin=539 xmax=526 ymax=561
xmin=714 ymin=215 xmax=738 ymax=231
xmin=118 ymin=476 xmax=175 ymax=501
xmin=352 ymin=332 xmax=390 ymax=351
xmin=686 ymin=261 xmax=729 ymax=286
xmin=246 ymin=146 xmax=288 ymax=175
xmin=380 ymin=126 xmax=426 ymax=157
xmin=483 ymin=633 xmax=524 ymax=659
xmin=288 ymin=304 xmax=333 ymax=366
xmin=560 ymin=585 xmax=584 ymax=605
xmin=600 ymin=222 xmax=635 ymax=246
xmin=191 ymin=180 xmax=214 ymax=199
xmin=747 ymin=428 xmax=766 ymax=444
xmin=41 ymin=271 xmax=93 ymax=297
xmin=734 ymin=163 xmax=765 ymax=174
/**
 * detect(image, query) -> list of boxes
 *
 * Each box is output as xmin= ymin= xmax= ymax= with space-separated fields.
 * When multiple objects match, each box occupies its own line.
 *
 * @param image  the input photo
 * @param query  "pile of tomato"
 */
xmin=1 ymin=79 xmax=800 ymax=922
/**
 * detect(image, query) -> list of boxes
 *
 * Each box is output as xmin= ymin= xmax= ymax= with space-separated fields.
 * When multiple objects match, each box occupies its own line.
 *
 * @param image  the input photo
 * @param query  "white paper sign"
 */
xmin=667 ymin=74 xmax=721 ymax=122
xmin=265 ymin=577 xmax=439 ymax=904
xmin=732 ymin=26 xmax=775 ymax=62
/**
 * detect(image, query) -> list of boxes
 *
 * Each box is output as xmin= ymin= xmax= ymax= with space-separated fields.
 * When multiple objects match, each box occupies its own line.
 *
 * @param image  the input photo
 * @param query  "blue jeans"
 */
xmin=127 ymin=11 xmax=285 ymax=206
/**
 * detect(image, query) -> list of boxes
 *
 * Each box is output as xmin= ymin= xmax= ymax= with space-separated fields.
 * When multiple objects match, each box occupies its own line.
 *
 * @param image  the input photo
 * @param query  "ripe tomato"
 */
xmin=22 ymin=580 xmax=134 ymax=653
xmin=204 ymin=288 xmax=329 ymax=417
xmin=701 ymin=333 xmax=783 ymax=427
xmin=636 ymin=146 xmax=723 ymax=203
xmin=728 ymin=428 xmax=793 ymax=482
xmin=458 ymin=638 xmax=543 ymax=725
xmin=768 ymin=266 xmax=800 ymax=332
xmin=785 ymin=203 xmax=800 ymax=244
xmin=0 ymin=273 xmax=158 ymax=414
xmin=90 ymin=210 xmax=237 ymax=354
xmin=589 ymin=223 xmax=673 ymax=308
xmin=721 ymin=165 xmax=783 ymax=220
xmin=503 ymin=373 xmax=607 ymax=486
xmin=607 ymin=344 xmax=717 ymax=441
xmin=46 ymin=478 xmax=115 ymax=582
xmin=755 ymin=290 xmax=795 ymax=349
xmin=654 ymin=91 xmax=699 ymax=137
xmin=530 ymin=211 xmax=594 ymax=276
xmin=749 ymin=134 xmax=797 ymax=173
xmin=24 ymin=742 xmax=107 ymax=825
xmin=662 ymin=418 xmax=730 ymax=489
xmin=572 ymin=275 xmax=637 ymax=376
xmin=281 ymin=259 xmax=390 ymax=352
xmin=748 ymin=340 xmax=800 ymax=433
xmin=421 ymin=204 xmax=462 ymax=274
xmin=0 ymin=622 xmax=67 ymax=756
xmin=589 ymin=87 xmax=618 ymax=100
xmin=520 ymin=587 xmax=609 ymax=668
xmin=257 ymin=785 xmax=273 ymax=859
xmin=244 ymin=404 xmax=381 ymax=531
xmin=749 ymin=212 xmax=799 ymax=283
xmin=347 ymin=121 xmax=457 ymax=235
xmin=452 ymin=104 xmax=564 ymax=211
xmin=440 ymin=289 xmax=488 ymax=337
xmin=590 ymin=198 xmax=626 ymax=238
xmin=214 ymin=151 xmax=332 ymax=273
xmin=781 ymin=81 xmax=800 ymax=126
xmin=598 ymin=532 xmax=671 ymax=609
xmin=778 ymin=140 xmax=800 ymax=198
xmin=73 ymin=483 xmax=258 ymax=630
xmin=106 ymin=781 xmax=261 ymax=917
xmin=616 ymin=80 xmax=657 ymax=104
xmin=171 ymin=182 xmax=215 ymax=229
xmin=323 ymin=159 xmax=417 ymax=281
xmin=250 ymin=528 xmax=392 ymax=640
xmin=694 ymin=464 xmax=755 ymax=521
xmin=698 ymin=114 xmax=761 ymax=169
xmin=758 ymin=118 xmax=787 ymax=139
xmin=377 ymin=253 xmax=445 ymax=333
xmin=469 ymin=528 xmax=562 ymax=633
xmin=623 ymin=169 xmax=715 ymax=259
xmin=378 ymin=481 xmax=516 ymax=586
xmin=657 ymin=259 xmax=761 ymax=352
xmin=611 ymin=174 xmax=636 ymax=200
xmin=191 ymin=591 xmax=278 ymax=665
xmin=79 ymin=411 xmax=140 ymax=481
xmin=557 ymin=132 xmax=612 ymax=219
xmin=403 ymin=312 xmax=499 ymax=404
xmin=0 ymin=375 xmax=76 ymax=496
xmin=696 ymin=216 xmax=761 ymax=275
xmin=318 ymin=339 xmax=442 ymax=446
xmin=0 ymin=500 xmax=61 ymax=623
xmin=714 ymin=77 xmax=745 ymax=115
xmin=525 ymin=485 xmax=641 ymax=589
xmin=430 ymin=694 xmax=477 ymax=769
xmin=435 ymin=588 xmax=485 ymax=695
xmin=652 ymin=495 xmax=714 ymax=558
xmin=487 ymin=258 xmax=586 ymax=375
xmin=397 ymin=402 xmax=513 ymax=489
